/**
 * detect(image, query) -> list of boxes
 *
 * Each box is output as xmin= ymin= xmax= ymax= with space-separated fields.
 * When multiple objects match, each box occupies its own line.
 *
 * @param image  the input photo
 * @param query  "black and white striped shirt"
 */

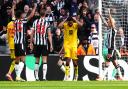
xmin=14 ymin=18 xmax=27 ymax=44
xmin=57 ymin=0 xmax=65 ymax=11
xmin=32 ymin=18 xmax=48 ymax=45
xmin=45 ymin=12 xmax=54 ymax=25
xmin=52 ymin=0 xmax=65 ymax=11
xmin=107 ymin=28 xmax=117 ymax=50
xmin=88 ymin=31 xmax=99 ymax=48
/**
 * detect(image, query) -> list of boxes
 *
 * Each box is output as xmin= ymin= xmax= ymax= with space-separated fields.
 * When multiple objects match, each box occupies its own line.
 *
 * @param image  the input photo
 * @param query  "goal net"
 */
xmin=100 ymin=0 xmax=128 ymax=80
xmin=102 ymin=0 xmax=128 ymax=61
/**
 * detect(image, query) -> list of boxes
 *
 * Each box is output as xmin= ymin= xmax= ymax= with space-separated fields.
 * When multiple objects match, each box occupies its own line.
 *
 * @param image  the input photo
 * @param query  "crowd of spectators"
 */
xmin=0 ymin=0 xmax=99 ymax=55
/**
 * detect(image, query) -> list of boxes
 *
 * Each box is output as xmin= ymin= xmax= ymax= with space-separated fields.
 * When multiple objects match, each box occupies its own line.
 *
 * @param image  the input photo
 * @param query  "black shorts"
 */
xmin=33 ymin=45 xmax=48 ymax=57
xmin=15 ymin=44 xmax=25 ymax=57
xmin=108 ymin=49 xmax=117 ymax=61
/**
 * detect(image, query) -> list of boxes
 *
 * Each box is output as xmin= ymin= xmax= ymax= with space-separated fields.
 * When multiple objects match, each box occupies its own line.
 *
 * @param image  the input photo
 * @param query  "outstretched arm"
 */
xmin=58 ymin=17 xmax=68 ymax=28
xmin=12 ymin=0 xmax=17 ymax=18
xmin=72 ymin=17 xmax=83 ymax=27
xmin=98 ymin=12 xmax=108 ymax=27
xmin=108 ymin=9 xmax=115 ymax=29
xmin=27 ymin=3 xmax=37 ymax=21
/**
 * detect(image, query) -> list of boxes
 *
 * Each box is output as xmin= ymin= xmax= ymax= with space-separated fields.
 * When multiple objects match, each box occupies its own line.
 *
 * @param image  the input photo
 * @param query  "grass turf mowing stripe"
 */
xmin=0 ymin=81 xmax=128 ymax=89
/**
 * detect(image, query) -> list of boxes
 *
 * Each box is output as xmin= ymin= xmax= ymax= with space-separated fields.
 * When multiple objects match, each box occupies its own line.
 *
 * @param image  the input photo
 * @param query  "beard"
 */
xmin=68 ymin=21 xmax=73 ymax=27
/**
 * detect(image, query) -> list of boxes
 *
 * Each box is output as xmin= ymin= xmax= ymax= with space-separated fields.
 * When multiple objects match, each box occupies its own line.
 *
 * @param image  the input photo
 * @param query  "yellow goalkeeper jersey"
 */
xmin=7 ymin=21 xmax=15 ymax=49
xmin=63 ymin=22 xmax=78 ymax=46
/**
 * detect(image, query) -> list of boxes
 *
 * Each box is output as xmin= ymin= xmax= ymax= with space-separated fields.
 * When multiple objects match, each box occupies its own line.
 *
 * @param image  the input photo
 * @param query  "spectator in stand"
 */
xmin=51 ymin=0 xmax=65 ymax=19
xmin=37 ymin=0 xmax=49 ymax=12
xmin=51 ymin=0 xmax=65 ymax=12
xmin=22 ymin=5 xmax=30 ymax=18
xmin=77 ymin=9 xmax=91 ymax=42
xmin=52 ymin=28 xmax=63 ymax=54
xmin=45 ymin=5 xmax=55 ymax=25
xmin=70 ymin=0 xmax=78 ymax=16
xmin=87 ymin=10 xmax=94 ymax=26
xmin=39 ymin=1 xmax=46 ymax=10
xmin=53 ymin=28 xmax=65 ymax=73
xmin=0 ymin=5 xmax=12 ymax=54
xmin=88 ymin=24 xmax=98 ymax=55
xmin=116 ymin=27 xmax=128 ymax=58
xmin=50 ymin=20 xmax=58 ymax=34
xmin=82 ymin=9 xmax=92 ymax=30
xmin=120 ymin=46 xmax=128 ymax=57
xmin=42 ymin=0 xmax=48 ymax=5
xmin=2 ymin=6 xmax=12 ymax=28
xmin=87 ymin=0 xmax=98 ymax=13
xmin=59 ymin=8 xmax=68 ymax=20
xmin=93 ymin=9 xmax=100 ymax=32
xmin=15 ymin=0 xmax=27 ymax=11
xmin=79 ymin=1 xmax=88 ymax=15
xmin=118 ymin=27 xmax=125 ymax=47
xmin=0 ymin=0 xmax=12 ymax=15
xmin=77 ymin=36 xmax=95 ymax=56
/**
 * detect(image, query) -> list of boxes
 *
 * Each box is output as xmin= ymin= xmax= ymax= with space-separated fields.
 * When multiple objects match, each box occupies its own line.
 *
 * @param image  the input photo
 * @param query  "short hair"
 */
xmin=15 ymin=10 xmax=23 ymax=19
xmin=67 ymin=16 xmax=73 ymax=21
xmin=40 ymin=9 xmax=46 ymax=16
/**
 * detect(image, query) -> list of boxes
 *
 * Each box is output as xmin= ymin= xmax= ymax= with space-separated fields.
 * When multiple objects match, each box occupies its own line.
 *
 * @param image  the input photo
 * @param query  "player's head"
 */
xmin=107 ymin=17 xmax=115 ymax=28
xmin=55 ymin=28 xmax=61 ymax=36
xmin=82 ymin=36 xmax=89 ymax=45
xmin=40 ymin=9 xmax=46 ymax=17
xmin=67 ymin=16 xmax=73 ymax=27
xmin=24 ymin=5 xmax=30 ymax=13
xmin=91 ymin=24 xmax=96 ymax=32
xmin=6 ymin=6 xmax=12 ymax=15
xmin=46 ymin=5 xmax=52 ymax=13
xmin=110 ymin=8 xmax=116 ymax=15
xmin=118 ymin=27 xmax=124 ymax=36
xmin=15 ymin=10 xmax=24 ymax=19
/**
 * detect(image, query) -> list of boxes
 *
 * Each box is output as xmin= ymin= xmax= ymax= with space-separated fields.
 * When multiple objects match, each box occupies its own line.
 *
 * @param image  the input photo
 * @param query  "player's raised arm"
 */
xmin=72 ymin=17 xmax=83 ymax=27
xmin=12 ymin=0 xmax=17 ymax=18
xmin=27 ymin=3 xmax=37 ymax=21
xmin=108 ymin=9 xmax=116 ymax=29
xmin=98 ymin=12 xmax=108 ymax=27
xmin=58 ymin=17 xmax=68 ymax=28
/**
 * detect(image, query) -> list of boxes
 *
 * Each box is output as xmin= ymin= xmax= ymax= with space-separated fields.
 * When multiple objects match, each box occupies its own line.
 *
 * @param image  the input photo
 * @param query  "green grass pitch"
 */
xmin=0 ymin=81 xmax=128 ymax=89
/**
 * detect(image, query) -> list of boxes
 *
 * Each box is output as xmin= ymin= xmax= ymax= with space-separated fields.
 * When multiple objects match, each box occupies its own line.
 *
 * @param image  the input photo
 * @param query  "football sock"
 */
xmin=43 ymin=63 xmax=47 ymax=80
xmin=15 ymin=64 xmax=20 ymax=77
xmin=35 ymin=63 xmax=39 ymax=80
xmin=74 ymin=66 xmax=78 ymax=77
xmin=60 ymin=65 xmax=65 ymax=73
xmin=18 ymin=62 xmax=24 ymax=77
xmin=8 ymin=60 xmax=15 ymax=74
xmin=65 ymin=66 xmax=70 ymax=78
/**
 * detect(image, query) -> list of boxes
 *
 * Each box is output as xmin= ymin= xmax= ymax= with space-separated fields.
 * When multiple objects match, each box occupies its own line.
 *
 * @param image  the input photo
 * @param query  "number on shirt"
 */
xmin=69 ymin=30 xmax=73 ymax=35
xmin=36 ymin=24 xmax=45 ymax=35
xmin=9 ymin=28 xmax=15 ymax=37
xmin=14 ymin=22 xmax=23 ymax=32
